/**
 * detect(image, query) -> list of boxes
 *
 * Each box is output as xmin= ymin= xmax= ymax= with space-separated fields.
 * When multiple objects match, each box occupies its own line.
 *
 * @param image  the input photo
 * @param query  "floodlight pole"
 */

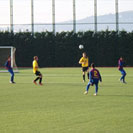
xmin=94 ymin=0 xmax=97 ymax=33
xmin=10 ymin=0 xmax=14 ymax=33
xmin=52 ymin=0 xmax=56 ymax=35
xmin=115 ymin=0 xmax=119 ymax=32
xmin=73 ymin=0 xmax=76 ymax=33
xmin=31 ymin=0 xmax=34 ymax=35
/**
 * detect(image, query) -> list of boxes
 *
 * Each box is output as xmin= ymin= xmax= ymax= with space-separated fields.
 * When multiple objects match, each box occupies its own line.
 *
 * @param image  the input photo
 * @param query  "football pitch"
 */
xmin=0 ymin=67 xmax=133 ymax=133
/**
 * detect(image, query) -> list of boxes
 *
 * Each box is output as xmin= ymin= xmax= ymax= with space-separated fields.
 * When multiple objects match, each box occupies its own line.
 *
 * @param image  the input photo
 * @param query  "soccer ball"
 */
xmin=79 ymin=45 xmax=84 ymax=49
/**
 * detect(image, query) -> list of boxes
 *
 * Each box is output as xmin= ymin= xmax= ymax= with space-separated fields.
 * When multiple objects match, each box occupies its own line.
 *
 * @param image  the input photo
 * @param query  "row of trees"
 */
xmin=0 ymin=30 xmax=133 ymax=67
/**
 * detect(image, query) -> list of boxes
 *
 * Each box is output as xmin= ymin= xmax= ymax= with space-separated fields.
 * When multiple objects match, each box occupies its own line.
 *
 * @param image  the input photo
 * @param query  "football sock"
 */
xmin=86 ymin=83 xmax=91 ymax=91
xmin=83 ymin=74 xmax=85 ymax=81
xmin=10 ymin=71 xmax=14 ymax=82
xmin=95 ymin=84 xmax=98 ymax=93
xmin=87 ymin=72 xmax=89 ymax=79
xmin=35 ymin=77 xmax=40 ymax=82
xmin=39 ymin=78 xmax=42 ymax=83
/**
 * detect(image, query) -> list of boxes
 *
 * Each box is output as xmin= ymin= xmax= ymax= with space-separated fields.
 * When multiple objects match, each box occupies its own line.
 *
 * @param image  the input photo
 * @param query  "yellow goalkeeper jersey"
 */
xmin=79 ymin=57 xmax=89 ymax=67
xmin=33 ymin=60 xmax=39 ymax=73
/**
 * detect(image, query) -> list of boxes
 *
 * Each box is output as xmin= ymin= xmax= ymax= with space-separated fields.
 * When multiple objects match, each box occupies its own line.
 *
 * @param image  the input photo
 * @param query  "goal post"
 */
xmin=0 ymin=46 xmax=18 ymax=72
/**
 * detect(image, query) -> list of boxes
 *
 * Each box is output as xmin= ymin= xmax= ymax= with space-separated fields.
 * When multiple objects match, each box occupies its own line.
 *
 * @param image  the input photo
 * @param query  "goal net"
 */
xmin=0 ymin=46 xmax=18 ymax=72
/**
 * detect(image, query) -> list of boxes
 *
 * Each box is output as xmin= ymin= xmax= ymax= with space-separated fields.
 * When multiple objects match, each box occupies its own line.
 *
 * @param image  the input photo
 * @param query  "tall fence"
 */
xmin=0 ymin=0 xmax=133 ymax=33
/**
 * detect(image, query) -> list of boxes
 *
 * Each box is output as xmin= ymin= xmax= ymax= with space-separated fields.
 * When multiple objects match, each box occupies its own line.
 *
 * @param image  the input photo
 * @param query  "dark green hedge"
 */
xmin=0 ymin=30 xmax=133 ymax=67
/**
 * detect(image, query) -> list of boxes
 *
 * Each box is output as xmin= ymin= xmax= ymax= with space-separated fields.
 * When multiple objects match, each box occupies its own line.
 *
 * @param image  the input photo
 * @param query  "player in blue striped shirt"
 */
xmin=5 ymin=56 xmax=15 ymax=83
xmin=118 ymin=57 xmax=126 ymax=83
xmin=84 ymin=63 xmax=102 ymax=96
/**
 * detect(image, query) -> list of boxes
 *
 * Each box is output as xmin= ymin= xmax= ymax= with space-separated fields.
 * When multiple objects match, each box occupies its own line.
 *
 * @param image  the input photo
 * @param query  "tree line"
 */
xmin=0 ymin=30 xmax=133 ymax=67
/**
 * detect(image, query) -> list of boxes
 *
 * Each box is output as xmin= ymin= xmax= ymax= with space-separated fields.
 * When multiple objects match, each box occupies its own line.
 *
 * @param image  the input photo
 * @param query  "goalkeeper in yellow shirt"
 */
xmin=33 ymin=56 xmax=43 ymax=85
xmin=79 ymin=52 xmax=89 ymax=82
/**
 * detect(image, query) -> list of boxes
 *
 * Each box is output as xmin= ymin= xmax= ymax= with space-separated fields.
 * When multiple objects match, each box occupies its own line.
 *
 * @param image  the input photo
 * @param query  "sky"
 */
xmin=0 ymin=0 xmax=133 ymax=25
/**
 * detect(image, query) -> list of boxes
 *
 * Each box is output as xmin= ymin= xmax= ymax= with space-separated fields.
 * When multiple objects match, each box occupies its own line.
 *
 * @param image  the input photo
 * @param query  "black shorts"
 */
xmin=35 ymin=71 xmax=42 ymax=76
xmin=82 ymin=67 xmax=89 ymax=72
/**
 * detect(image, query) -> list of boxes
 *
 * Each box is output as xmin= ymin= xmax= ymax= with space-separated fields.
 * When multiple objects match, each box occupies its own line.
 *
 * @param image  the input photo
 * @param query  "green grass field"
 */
xmin=0 ymin=67 xmax=133 ymax=133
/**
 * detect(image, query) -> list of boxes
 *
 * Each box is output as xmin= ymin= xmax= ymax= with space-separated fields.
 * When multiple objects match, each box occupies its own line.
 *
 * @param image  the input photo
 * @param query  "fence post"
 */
xmin=115 ymin=0 xmax=119 ymax=32
xmin=52 ymin=0 xmax=55 ymax=35
xmin=31 ymin=0 xmax=34 ymax=35
xmin=73 ymin=0 xmax=76 ymax=33
xmin=94 ymin=0 xmax=97 ymax=33
xmin=10 ymin=0 xmax=14 ymax=32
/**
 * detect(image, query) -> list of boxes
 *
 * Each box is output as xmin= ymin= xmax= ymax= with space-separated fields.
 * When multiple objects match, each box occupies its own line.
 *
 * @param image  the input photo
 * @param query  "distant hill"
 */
xmin=9 ymin=10 xmax=133 ymax=32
